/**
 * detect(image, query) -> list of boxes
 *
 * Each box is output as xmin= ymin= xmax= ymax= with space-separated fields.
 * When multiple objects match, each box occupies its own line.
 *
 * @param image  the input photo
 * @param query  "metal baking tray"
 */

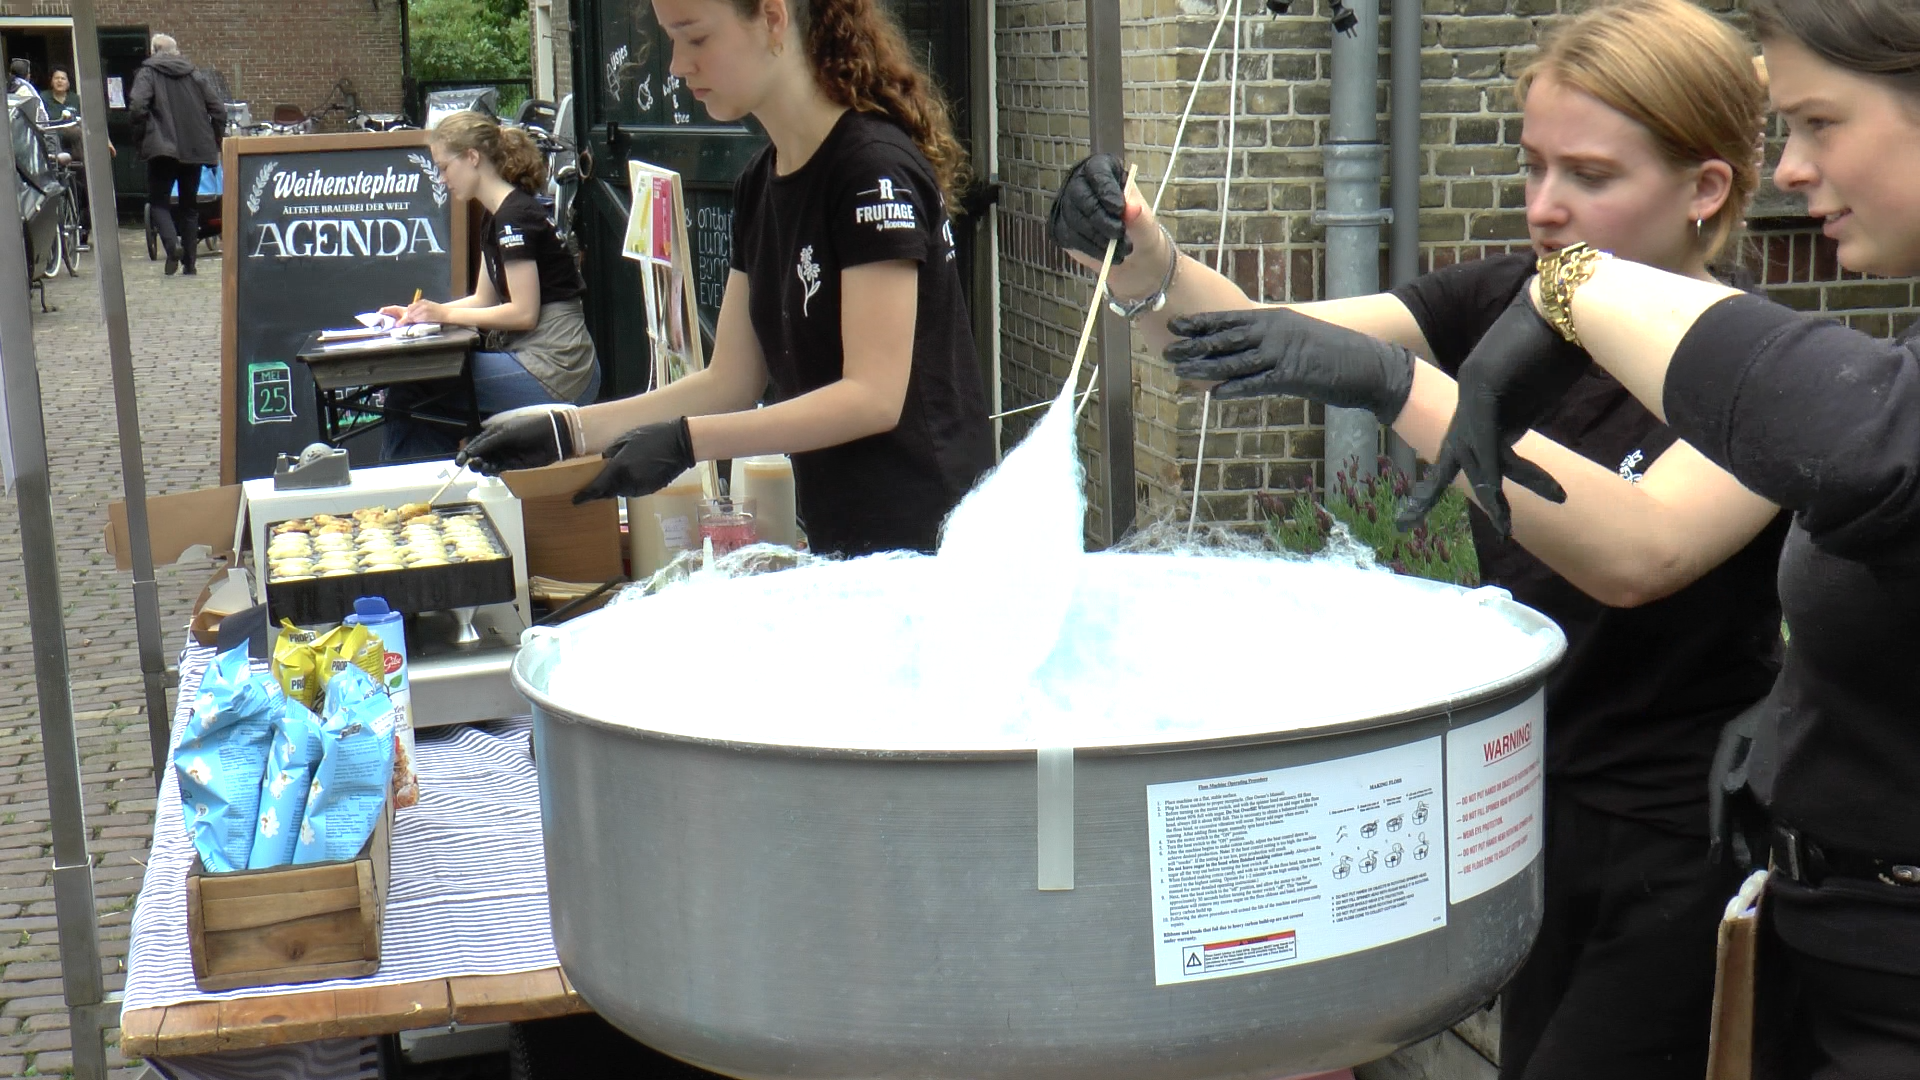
xmin=263 ymin=502 xmax=516 ymax=626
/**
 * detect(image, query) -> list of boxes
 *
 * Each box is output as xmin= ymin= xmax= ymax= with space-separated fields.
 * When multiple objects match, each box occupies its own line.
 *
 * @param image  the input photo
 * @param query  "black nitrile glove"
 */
xmin=572 ymin=417 xmax=696 ymax=504
xmin=1050 ymin=153 xmax=1133 ymax=263
xmin=1164 ymin=308 xmax=1417 ymax=422
xmin=456 ymin=403 xmax=578 ymax=475
xmin=1398 ymin=290 xmax=1593 ymax=537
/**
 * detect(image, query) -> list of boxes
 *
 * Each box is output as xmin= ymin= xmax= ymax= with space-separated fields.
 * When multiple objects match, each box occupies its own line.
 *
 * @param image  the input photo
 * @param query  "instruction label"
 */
xmin=1446 ymin=692 xmax=1545 ymax=903
xmin=1146 ymin=739 xmax=1446 ymax=986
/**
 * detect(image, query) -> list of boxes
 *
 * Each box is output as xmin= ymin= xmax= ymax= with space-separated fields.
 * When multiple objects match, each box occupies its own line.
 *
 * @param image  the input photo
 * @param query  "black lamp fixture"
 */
xmin=1329 ymin=0 xmax=1360 ymax=35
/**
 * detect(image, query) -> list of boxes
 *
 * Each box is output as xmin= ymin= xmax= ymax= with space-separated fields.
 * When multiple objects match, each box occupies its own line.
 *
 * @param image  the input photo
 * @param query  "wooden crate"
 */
xmin=185 ymin=800 xmax=392 ymax=992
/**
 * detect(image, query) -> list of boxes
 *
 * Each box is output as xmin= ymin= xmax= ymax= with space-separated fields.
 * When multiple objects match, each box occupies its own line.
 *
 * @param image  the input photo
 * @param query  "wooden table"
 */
xmin=295 ymin=327 xmax=481 ymax=455
xmin=122 ymin=649 xmax=594 ymax=1061
xmin=119 ymin=967 xmax=593 ymax=1056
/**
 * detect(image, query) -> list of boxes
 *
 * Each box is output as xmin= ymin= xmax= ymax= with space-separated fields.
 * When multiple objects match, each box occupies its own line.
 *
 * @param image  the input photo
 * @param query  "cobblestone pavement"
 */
xmin=0 ymin=233 xmax=227 ymax=1078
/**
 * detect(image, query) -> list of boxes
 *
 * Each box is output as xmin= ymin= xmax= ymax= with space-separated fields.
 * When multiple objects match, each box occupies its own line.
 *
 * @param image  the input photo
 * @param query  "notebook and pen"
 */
xmin=315 ymin=289 xmax=445 ymax=347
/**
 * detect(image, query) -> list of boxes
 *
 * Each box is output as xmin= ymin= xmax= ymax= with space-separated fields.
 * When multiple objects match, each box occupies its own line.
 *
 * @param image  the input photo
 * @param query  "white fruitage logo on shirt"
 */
xmin=1618 ymin=448 xmax=1646 ymax=484
xmin=499 ymin=224 xmax=527 ymax=251
xmin=855 ymin=176 xmax=918 ymax=232
xmin=796 ymin=246 xmax=823 ymax=317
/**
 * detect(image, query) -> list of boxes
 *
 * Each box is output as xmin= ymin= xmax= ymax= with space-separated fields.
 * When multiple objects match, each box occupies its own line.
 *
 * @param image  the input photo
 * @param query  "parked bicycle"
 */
xmin=39 ymin=119 xmax=84 ymax=277
xmin=510 ymin=94 xmax=580 ymax=254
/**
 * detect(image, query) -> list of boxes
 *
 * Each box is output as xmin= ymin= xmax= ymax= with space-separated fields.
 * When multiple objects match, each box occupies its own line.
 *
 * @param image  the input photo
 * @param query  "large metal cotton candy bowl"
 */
xmin=513 ymin=559 xmax=1565 ymax=1080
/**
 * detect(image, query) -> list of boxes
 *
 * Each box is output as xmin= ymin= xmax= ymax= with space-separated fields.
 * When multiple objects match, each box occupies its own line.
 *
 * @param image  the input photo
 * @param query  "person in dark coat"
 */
xmin=128 ymin=33 xmax=224 ymax=276
xmin=6 ymin=58 xmax=46 ymax=125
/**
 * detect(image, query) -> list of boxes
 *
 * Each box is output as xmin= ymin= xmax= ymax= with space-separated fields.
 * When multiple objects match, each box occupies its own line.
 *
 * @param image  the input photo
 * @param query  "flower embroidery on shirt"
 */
xmin=1618 ymin=448 xmax=1646 ymax=484
xmin=796 ymin=245 xmax=822 ymax=317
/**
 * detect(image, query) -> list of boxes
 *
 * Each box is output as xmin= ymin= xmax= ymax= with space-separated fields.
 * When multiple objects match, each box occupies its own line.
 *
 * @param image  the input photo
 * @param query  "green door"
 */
xmin=570 ymin=0 xmax=978 ymax=400
xmin=98 ymin=27 xmax=149 ymax=211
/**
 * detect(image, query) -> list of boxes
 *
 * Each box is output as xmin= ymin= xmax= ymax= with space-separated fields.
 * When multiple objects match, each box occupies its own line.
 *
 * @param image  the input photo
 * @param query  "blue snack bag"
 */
xmin=176 ymin=646 xmax=281 ymax=873
xmin=294 ymin=665 xmax=396 ymax=865
xmin=246 ymin=697 xmax=324 ymax=869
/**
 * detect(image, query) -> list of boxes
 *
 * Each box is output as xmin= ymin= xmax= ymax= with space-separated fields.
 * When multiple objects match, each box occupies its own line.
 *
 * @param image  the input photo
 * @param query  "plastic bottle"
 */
xmin=730 ymin=454 xmax=798 ymax=548
xmin=345 ymin=596 xmax=420 ymax=808
xmin=629 ymin=463 xmax=710 ymax=578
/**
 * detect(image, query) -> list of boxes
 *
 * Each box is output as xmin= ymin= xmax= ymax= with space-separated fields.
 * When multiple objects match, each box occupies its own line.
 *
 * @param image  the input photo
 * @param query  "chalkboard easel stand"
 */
xmin=220 ymin=130 xmax=471 ymax=484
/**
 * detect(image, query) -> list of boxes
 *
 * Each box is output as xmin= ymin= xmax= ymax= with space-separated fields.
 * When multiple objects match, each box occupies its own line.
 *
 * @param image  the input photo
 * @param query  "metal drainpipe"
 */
xmin=1317 ymin=0 xmax=1389 ymax=488
xmin=1387 ymin=0 xmax=1422 ymax=479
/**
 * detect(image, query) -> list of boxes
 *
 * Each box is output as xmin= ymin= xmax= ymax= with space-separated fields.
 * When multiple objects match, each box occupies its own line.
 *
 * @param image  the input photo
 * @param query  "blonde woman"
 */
xmin=1054 ymin=2 xmax=1781 ymax=1077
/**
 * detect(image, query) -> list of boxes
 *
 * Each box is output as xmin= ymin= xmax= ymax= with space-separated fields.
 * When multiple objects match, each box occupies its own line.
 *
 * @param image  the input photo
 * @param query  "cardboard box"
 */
xmin=106 ymin=485 xmax=244 ymax=570
xmin=189 ymin=567 xmax=256 ymax=648
xmin=498 ymin=458 xmax=625 ymax=584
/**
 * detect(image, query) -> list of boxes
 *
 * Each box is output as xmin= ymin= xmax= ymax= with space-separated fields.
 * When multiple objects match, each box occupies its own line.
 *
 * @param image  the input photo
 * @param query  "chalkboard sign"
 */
xmin=220 ymin=132 xmax=468 ymax=483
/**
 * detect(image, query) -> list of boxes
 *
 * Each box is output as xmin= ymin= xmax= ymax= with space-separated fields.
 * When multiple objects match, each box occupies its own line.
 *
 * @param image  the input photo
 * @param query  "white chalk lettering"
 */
xmin=247 ymin=217 xmax=444 ymax=259
xmin=271 ymin=166 xmax=423 ymax=203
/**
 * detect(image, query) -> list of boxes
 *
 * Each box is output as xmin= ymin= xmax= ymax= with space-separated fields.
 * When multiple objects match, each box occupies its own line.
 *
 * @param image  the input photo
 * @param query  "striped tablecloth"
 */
xmin=126 ymin=644 xmax=559 ymax=1076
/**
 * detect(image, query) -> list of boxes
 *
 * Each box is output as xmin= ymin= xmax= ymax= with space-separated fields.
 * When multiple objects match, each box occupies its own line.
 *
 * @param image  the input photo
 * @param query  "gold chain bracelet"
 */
xmin=1536 ymin=242 xmax=1612 ymax=346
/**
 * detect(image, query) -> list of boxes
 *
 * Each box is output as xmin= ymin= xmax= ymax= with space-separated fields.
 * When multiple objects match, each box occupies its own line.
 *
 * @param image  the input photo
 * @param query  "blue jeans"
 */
xmin=380 ymin=351 xmax=601 ymax=461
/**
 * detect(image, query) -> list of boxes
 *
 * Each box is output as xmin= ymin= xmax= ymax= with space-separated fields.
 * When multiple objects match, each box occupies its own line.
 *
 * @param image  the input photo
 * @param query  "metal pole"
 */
xmin=970 ymin=0 xmax=998 ymax=450
xmin=401 ymin=0 xmax=416 ymax=122
xmin=70 ymin=0 xmax=173 ymax=782
xmin=0 ymin=62 xmax=110 ymax=1080
xmin=1087 ymin=0 xmax=1136 ymax=546
xmin=1386 ymin=0 xmax=1422 ymax=479
xmin=1319 ymin=0 xmax=1387 ymax=486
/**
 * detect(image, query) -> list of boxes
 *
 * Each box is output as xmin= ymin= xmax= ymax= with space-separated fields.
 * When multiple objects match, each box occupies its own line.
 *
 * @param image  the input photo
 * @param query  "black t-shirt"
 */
xmin=1661 ymin=300 xmax=1920 ymax=969
xmin=1392 ymin=252 xmax=1788 ymax=835
xmin=480 ymin=188 xmax=584 ymax=306
xmin=730 ymin=109 xmax=993 ymax=556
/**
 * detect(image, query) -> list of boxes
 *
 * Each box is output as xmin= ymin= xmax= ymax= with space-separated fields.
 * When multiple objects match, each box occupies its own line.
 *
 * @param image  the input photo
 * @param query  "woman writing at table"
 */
xmin=379 ymin=111 xmax=601 ymax=460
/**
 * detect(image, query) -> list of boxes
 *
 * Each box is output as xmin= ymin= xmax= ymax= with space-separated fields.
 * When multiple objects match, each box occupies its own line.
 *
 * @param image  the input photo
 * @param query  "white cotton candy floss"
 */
xmin=541 ymin=379 xmax=1557 ymax=752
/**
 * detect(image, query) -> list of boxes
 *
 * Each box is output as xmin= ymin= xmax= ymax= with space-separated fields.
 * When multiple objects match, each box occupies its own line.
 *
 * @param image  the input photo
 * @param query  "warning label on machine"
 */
xmin=1445 ymin=692 xmax=1545 ymax=903
xmin=1146 ymin=739 xmax=1447 ymax=986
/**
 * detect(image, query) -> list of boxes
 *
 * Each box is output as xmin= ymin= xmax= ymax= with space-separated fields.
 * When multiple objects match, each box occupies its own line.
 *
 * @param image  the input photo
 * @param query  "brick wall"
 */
xmin=553 ymin=0 xmax=573 ymax=103
xmin=92 ymin=0 xmax=404 ymax=121
xmin=995 ymin=0 xmax=1920 ymax=541
xmin=994 ymin=0 xmax=1103 ymax=533
xmin=526 ymin=0 xmax=574 ymax=104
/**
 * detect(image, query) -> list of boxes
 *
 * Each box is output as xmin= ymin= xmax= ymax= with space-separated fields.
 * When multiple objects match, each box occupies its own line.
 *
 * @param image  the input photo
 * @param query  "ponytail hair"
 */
xmin=431 ymin=111 xmax=548 ymax=194
xmin=731 ymin=0 xmax=969 ymax=213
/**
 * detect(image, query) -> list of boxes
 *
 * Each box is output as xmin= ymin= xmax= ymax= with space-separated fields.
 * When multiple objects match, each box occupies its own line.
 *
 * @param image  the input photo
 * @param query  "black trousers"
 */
xmin=1499 ymin=790 xmax=1745 ymax=1080
xmin=1756 ymin=897 xmax=1920 ymax=1079
xmin=146 ymin=156 xmax=202 ymax=262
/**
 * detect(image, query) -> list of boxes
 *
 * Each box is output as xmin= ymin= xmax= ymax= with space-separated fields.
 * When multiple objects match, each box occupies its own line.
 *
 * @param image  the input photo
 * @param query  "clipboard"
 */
xmin=1707 ymin=868 xmax=1770 ymax=1080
